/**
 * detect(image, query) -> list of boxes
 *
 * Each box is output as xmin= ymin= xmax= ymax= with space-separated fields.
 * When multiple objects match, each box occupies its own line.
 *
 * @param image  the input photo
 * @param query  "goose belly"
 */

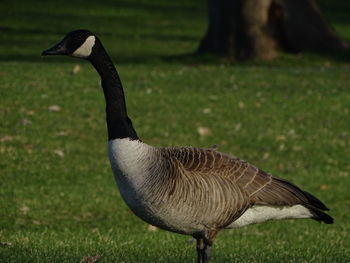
xmin=108 ymin=139 xmax=202 ymax=235
xmin=112 ymin=169 xmax=163 ymax=227
xmin=111 ymin=166 xmax=202 ymax=235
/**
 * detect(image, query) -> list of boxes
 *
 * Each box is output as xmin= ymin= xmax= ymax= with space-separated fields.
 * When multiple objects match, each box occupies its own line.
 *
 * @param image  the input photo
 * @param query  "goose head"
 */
xmin=42 ymin=29 xmax=97 ymax=59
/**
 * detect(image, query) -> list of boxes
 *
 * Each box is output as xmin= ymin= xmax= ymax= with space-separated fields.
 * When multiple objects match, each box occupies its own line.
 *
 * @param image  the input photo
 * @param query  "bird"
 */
xmin=42 ymin=30 xmax=333 ymax=263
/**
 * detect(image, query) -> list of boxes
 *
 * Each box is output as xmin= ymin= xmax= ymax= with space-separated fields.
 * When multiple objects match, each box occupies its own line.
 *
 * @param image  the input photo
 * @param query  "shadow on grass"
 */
xmin=2 ymin=31 xmax=350 ymax=66
xmin=0 ymin=0 xmax=349 ymax=65
xmin=0 ymin=0 xmax=205 ymax=63
xmin=162 ymin=49 xmax=350 ymax=67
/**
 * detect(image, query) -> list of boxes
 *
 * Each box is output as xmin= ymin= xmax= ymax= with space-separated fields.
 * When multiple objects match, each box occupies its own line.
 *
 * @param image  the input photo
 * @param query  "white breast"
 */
xmin=108 ymin=139 xmax=196 ymax=233
xmin=109 ymin=138 xmax=177 ymax=230
xmin=108 ymin=138 xmax=161 ymax=214
xmin=108 ymin=138 xmax=153 ymax=189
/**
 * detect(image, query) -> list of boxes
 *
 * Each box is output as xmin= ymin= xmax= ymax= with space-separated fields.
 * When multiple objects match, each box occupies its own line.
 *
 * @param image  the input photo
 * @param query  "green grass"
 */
xmin=1 ymin=0 xmax=350 ymax=262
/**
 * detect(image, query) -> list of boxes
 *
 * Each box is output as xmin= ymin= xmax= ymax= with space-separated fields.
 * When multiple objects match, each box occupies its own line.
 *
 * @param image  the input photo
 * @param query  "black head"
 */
xmin=42 ymin=30 xmax=97 ymax=58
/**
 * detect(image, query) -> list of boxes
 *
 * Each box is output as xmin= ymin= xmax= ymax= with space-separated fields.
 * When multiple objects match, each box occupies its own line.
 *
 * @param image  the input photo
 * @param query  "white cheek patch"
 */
xmin=72 ymin=35 xmax=96 ymax=58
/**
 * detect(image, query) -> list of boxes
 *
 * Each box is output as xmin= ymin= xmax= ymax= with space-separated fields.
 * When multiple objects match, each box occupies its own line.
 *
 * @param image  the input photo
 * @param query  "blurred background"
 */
xmin=1 ymin=0 xmax=349 ymax=262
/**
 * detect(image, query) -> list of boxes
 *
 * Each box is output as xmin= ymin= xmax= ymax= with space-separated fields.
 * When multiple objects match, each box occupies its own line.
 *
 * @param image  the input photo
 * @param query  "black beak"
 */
xmin=42 ymin=40 xmax=67 ymax=56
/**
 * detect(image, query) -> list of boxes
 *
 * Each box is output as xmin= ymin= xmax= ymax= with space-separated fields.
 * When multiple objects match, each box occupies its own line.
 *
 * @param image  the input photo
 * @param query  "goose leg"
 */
xmin=195 ymin=229 xmax=218 ymax=263
xmin=196 ymin=238 xmax=212 ymax=263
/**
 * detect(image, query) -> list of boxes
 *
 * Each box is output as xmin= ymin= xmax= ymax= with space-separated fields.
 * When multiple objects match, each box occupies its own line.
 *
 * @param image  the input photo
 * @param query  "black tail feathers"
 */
xmin=273 ymin=178 xmax=333 ymax=224
xmin=306 ymin=205 xmax=334 ymax=224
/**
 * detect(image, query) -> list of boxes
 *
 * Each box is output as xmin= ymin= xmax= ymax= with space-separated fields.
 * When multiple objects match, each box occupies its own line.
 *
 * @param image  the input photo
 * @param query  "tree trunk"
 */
xmin=198 ymin=0 xmax=348 ymax=60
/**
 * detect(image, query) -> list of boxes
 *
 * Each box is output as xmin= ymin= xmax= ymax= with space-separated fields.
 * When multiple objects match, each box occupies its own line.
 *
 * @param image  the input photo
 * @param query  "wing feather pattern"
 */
xmin=159 ymin=146 xmax=332 ymax=228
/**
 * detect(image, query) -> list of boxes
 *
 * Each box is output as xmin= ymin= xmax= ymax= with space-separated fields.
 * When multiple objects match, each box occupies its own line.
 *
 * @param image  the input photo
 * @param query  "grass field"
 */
xmin=1 ymin=0 xmax=350 ymax=262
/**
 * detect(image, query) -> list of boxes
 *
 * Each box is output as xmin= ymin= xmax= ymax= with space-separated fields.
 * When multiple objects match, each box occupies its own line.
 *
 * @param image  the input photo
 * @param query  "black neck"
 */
xmin=88 ymin=39 xmax=139 ymax=141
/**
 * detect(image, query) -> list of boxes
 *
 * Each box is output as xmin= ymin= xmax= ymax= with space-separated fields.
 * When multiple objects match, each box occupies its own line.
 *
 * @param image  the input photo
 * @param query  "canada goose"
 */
xmin=42 ymin=30 xmax=333 ymax=263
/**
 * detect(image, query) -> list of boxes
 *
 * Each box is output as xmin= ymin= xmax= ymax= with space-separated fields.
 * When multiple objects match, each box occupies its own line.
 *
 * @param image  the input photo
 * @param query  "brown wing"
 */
xmin=159 ymin=146 xmax=251 ymax=228
xmin=168 ymin=146 xmax=329 ymax=210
